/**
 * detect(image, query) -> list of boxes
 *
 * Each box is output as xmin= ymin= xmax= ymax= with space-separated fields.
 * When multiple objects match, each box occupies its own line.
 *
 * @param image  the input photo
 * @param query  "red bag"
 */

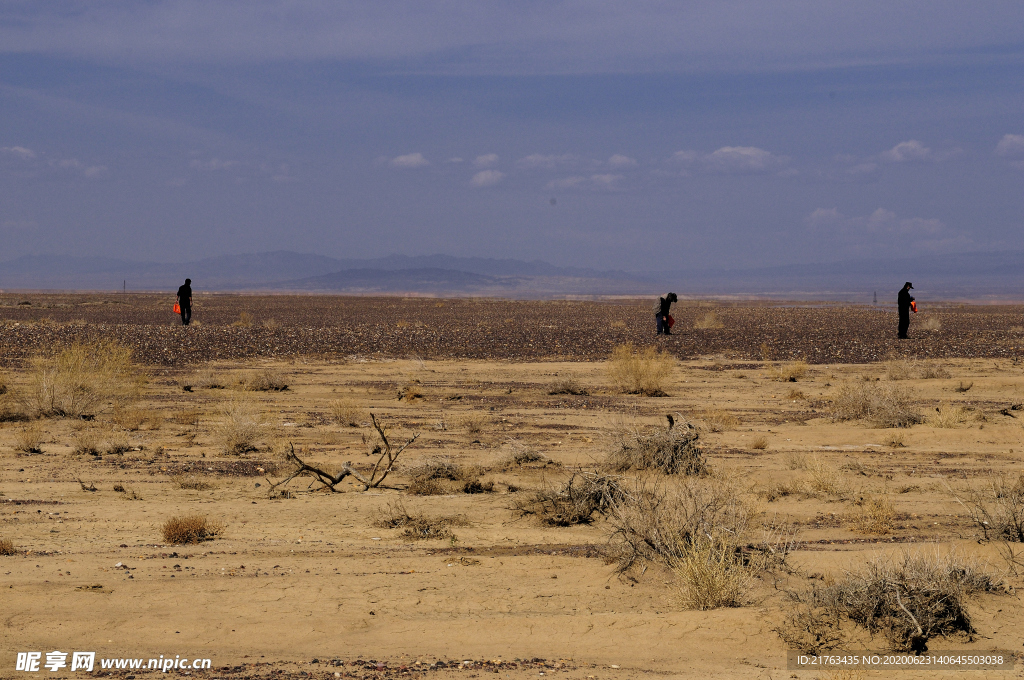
xmin=910 ymin=301 xmax=917 ymax=313
xmin=174 ymin=302 xmax=181 ymax=314
xmin=667 ymin=315 xmax=675 ymax=328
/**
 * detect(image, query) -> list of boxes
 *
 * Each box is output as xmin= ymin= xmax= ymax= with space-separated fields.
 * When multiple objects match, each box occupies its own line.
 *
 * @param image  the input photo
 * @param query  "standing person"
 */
xmin=656 ymin=292 xmax=678 ymax=335
xmin=897 ymin=282 xmax=914 ymax=339
xmin=176 ymin=278 xmax=193 ymax=326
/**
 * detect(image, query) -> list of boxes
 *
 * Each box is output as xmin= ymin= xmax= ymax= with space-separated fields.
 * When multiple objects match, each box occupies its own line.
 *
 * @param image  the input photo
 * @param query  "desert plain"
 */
xmin=1 ymin=293 xmax=1024 ymax=680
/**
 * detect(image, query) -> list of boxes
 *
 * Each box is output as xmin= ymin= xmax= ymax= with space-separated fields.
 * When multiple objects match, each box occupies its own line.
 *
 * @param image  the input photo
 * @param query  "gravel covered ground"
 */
xmin=1 ymin=293 xmax=1022 ymax=366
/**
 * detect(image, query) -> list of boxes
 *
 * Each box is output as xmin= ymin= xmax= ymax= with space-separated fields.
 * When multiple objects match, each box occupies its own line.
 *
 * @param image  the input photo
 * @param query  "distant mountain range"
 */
xmin=0 ymin=250 xmax=1022 ymax=299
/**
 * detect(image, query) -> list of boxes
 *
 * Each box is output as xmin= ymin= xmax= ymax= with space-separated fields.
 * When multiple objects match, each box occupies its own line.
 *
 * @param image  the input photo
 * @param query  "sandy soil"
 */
xmin=3 ymin=317 xmax=1024 ymax=678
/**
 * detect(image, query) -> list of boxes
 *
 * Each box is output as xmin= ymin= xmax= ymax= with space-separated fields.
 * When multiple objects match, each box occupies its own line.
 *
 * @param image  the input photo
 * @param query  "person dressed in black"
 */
xmin=656 ymin=292 xmax=678 ymax=335
xmin=897 ymin=282 xmax=914 ymax=339
xmin=176 ymin=278 xmax=193 ymax=326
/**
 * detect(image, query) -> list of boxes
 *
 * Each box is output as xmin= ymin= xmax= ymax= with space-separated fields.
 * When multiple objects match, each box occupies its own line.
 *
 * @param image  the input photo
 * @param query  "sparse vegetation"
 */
xmin=829 ymin=380 xmax=920 ymax=428
xmin=328 ymin=398 xmax=362 ymax=427
xmin=496 ymin=440 xmax=554 ymax=470
xmin=373 ymin=500 xmax=465 ymax=540
xmin=848 ymin=495 xmax=897 ymax=534
xmin=161 ymin=514 xmax=222 ymax=544
xmin=766 ymin=360 xmax=808 ymax=382
xmin=548 ymin=375 xmax=589 ymax=395
xmin=22 ymin=340 xmax=141 ymax=418
xmin=928 ymin=402 xmax=981 ymax=428
xmin=607 ymin=343 xmax=675 ymax=396
xmin=14 ymin=423 xmax=43 ymax=453
xmin=780 ymin=550 xmax=999 ymax=652
xmin=954 ymin=473 xmax=1024 ymax=542
xmin=241 ymin=369 xmax=288 ymax=392
xmin=72 ymin=430 xmax=101 ymax=456
xmin=171 ymin=475 xmax=216 ymax=491
xmin=113 ymin=405 xmax=160 ymax=431
xmin=217 ymin=397 xmax=263 ymax=454
xmin=885 ymin=432 xmax=906 ymax=448
xmin=0 ymin=537 xmax=16 ymax=555
xmin=699 ymin=409 xmax=740 ymax=432
xmin=514 ymin=471 xmax=627 ymax=526
xmin=749 ymin=435 xmax=768 ymax=450
xmin=607 ymin=417 xmax=706 ymax=475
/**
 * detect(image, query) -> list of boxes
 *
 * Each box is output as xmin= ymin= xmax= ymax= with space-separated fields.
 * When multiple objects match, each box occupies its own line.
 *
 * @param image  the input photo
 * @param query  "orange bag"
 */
xmin=173 ymin=302 xmax=181 ymax=314
xmin=910 ymin=301 xmax=917 ymax=313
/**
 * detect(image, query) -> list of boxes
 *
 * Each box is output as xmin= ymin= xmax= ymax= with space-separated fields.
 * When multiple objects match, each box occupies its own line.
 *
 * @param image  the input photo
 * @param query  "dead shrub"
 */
xmin=231 ymin=311 xmax=254 ymax=327
xmin=406 ymin=457 xmax=473 ymax=495
xmin=171 ymin=475 xmax=216 ymax=491
xmin=373 ymin=500 xmax=464 ymax=540
xmin=406 ymin=477 xmax=447 ymax=495
xmin=462 ymin=479 xmax=495 ymax=494
xmin=0 ymin=537 xmax=16 ymax=555
xmin=884 ymin=432 xmax=906 ymax=448
xmin=804 ymin=456 xmax=846 ymax=498
xmin=161 ymin=514 xmax=222 ymax=544
xmin=117 ymin=485 xmax=143 ymax=500
xmin=241 ymin=369 xmax=288 ymax=392
xmin=113 ymin=406 xmax=159 ymax=431
xmin=496 ymin=440 xmax=553 ymax=470
xmin=749 ymin=435 xmax=768 ymax=450
xmin=170 ymin=409 xmax=201 ymax=427
xmin=848 ymin=495 xmax=897 ymax=534
xmin=549 ymin=374 xmax=589 ymax=396
xmin=828 ymin=380 xmax=920 ymax=428
xmin=700 ymin=409 xmax=740 ymax=432
xmin=758 ymin=479 xmax=797 ymax=502
xmin=189 ymin=369 xmax=227 ymax=390
xmin=673 ymin=535 xmax=749 ymax=610
xmin=105 ymin=432 xmax=131 ymax=455
xmin=607 ymin=343 xmax=675 ymax=396
xmin=885 ymin=357 xmax=916 ymax=381
xmin=766 ymin=360 xmax=808 ymax=382
xmin=608 ymin=477 xmax=753 ymax=574
xmin=928 ymin=402 xmax=982 ymax=428
xmin=14 ymin=423 xmax=44 ymax=453
xmin=217 ymin=397 xmax=263 ymax=454
xmin=919 ymin=361 xmax=950 ymax=378
xmin=72 ymin=430 xmax=101 ymax=456
xmin=22 ymin=340 xmax=141 ymax=418
xmin=607 ymin=418 xmax=706 ymax=475
xmin=329 ymin=398 xmax=363 ymax=427
xmin=514 ymin=471 xmax=627 ymax=526
xmin=458 ymin=414 xmax=488 ymax=434
xmin=954 ymin=473 xmax=1024 ymax=542
xmin=813 ymin=550 xmax=999 ymax=652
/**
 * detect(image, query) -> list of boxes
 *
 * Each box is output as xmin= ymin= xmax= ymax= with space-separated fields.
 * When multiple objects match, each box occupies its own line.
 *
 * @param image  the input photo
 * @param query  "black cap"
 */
xmin=905 ymin=282 xmax=913 ymax=289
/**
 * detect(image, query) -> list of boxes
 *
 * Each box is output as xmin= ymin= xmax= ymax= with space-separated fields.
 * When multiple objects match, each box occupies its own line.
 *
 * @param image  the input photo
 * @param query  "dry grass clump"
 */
xmin=0 ymin=537 xmax=16 ymax=555
xmin=22 ymin=340 xmax=141 ymax=418
xmin=886 ymin=357 xmax=951 ymax=380
xmin=170 ymin=409 xmax=201 ymax=427
xmin=955 ymin=473 xmax=1024 ymax=542
xmin=231 ymin=311 xmax=254 ymax=327
xmin=693 ymin=311 xmax=724 ymax=329
xmin=71 ymin=430 xmax=101 ymax=456
xmin=828 ymin=380 xmax=920 ymax=428
xmin=0 ymin=376 xmax=26 ymax=422
xmin=496 ymin=440 xmax=554 ymax=470
xmin=105 ymin=432 xmax=131 ymax=455
xmin=757 ymin=479 xmax=798 ymax=502
xmin=329 ymin=398 xmax=363 ymax=427
xmin=189 ymin=369 xmax=227 ymax=390
xmin=514 ymin=471 xmax=627 ymax=526
xmin=749 ymin=435 xmax=768 ymax=450
xmin=458 ymin=413 xmax=488 ymax=434
xmin=373 ymin=500 xmax=465 ymax=540
xmin=161 ymin=514 xmax=222 ymax=544
xmin=673 ymin=535 xmax=749 ymax=610
xmin=171 ymin=475 xmax=216 ymax=491
xmin=240 ymin=369 xmax=288 ymax=392
xmin=699 ymin=409 xmax=740 ymax=432
xmin=606 ymin=343 xmax=675 ymax=396
xmin=14 ymin=423 xmax=44 ymax=453
xmin=406 ymin=457 xmax=474 ymax=495
xmin=919 ymin=361 xmax=950 ymax=378
xmin=113 ymin=406 xmax=160 ymax=431
xmin=848 ymin=495 xmax=897 ymax=534
xmin=607 ymin=418 xmax=706 ymax=475
xmin=217 ymin=397 xmax=263 ymax=454
xmin=928 ymin=402 xmax=982 ymax=428
xmin=804 ymin=456 xmax=846 ymax=497
xmin=548 ymin=375 xmax=589 ymax=395
xmin=885 ymin=432 xmax=906 ymax=448
xmin=766 ymin=360 xmax=808 ymax=382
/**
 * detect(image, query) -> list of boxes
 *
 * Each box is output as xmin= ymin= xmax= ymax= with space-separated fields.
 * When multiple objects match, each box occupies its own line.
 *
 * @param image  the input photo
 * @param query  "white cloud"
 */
xmin=190 ymin=157 xmax=239 ymax=171
xmin=545 ymin=176 xmax=587 ymax=189
xmin=470 ymin=169 xmax=504 ymax=187
xmin=608 ymin=154 xmax=637 ymax=168
xmin=805 ymin=207 xmax=945 ymax=237
xmin=590 ymin=173 xmax=623 ymax=189
xmin=517 ymin=153 xmax=575 ymax=169
xmin=880 ymin=140 xmax=932 ymax=162
xmin=389 ymin=152 xmax=429 ymax=168
xmin=995 ymin=134 xmax=1024 ymax=156
xmin=705 ymin=146 xmax=787 ymax=174
xmin=473 ymin=153 xmax=499 ymax=167
xmin=1 ymin=146 xmax=36 ymax=160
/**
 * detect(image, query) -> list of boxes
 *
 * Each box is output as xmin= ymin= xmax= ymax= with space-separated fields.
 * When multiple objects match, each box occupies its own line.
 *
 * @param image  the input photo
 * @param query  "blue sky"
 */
xmin=1 ymin=1 xmax=1023 ymax=271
